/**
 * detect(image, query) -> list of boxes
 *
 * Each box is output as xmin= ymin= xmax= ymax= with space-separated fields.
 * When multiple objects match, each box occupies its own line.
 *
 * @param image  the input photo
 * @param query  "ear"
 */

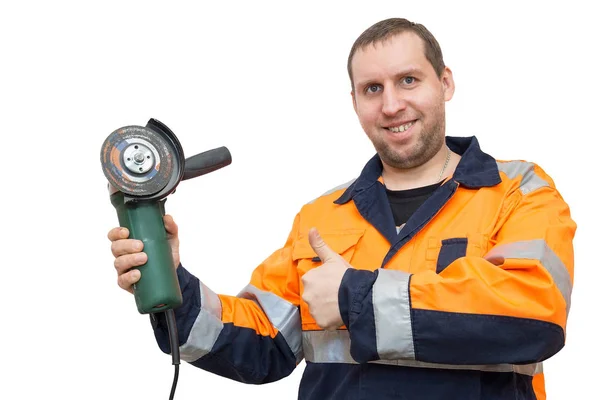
xmin=351 ymin=90 xmax=358 ymax=114
xmin=441 ymin=67 xmax=455 ymax=101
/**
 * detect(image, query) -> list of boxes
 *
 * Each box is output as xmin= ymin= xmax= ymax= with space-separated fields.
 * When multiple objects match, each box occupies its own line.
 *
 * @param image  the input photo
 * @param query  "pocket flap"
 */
xmin=292 ymin=229 xmax=364 ymax=260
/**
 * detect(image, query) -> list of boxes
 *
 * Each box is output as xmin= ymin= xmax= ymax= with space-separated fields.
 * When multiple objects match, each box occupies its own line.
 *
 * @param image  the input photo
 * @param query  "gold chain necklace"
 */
xmin=437 ymin=146 xmax=451 ymax=182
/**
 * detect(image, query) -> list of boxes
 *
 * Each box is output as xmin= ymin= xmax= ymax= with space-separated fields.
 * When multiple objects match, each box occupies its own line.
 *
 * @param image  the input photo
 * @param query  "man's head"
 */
xmin=349 ymin=18 xmax=455 ymax=170
xmin=347 ymin=18 xmax=446 ymax=92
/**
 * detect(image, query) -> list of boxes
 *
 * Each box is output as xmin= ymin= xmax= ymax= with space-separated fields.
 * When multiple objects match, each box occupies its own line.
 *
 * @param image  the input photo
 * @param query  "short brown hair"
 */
xmin=347 ymin=18 xmax=445 ymax=91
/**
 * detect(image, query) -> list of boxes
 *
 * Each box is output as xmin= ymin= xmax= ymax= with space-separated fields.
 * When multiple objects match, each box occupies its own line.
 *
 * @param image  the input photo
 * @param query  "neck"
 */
xmin=382 ymin=145 xmax=456 ymax=191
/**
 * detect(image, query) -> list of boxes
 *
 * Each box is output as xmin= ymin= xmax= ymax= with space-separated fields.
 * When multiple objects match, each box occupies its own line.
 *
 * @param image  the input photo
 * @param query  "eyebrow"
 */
xmin=355 ymin=67 xmax=424 ymax=89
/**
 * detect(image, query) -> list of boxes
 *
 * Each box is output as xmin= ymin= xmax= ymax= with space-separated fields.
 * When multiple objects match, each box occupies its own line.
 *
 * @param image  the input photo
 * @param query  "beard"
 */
xmin=372 ymin=104 xmax=446 ymax=170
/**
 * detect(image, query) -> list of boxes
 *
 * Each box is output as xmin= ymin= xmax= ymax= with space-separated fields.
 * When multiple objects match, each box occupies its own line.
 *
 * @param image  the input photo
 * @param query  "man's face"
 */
xmin=351 ymin=32 xmax=455 ymax=170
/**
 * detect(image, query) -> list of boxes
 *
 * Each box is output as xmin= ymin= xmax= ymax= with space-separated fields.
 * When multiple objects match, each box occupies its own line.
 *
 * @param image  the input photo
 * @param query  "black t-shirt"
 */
xmin=386 ymin=181 xmax=443 ymax=228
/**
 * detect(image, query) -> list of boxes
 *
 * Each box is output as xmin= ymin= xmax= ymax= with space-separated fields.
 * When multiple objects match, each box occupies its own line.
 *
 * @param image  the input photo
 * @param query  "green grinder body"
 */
xmin=111 ymin=191 xmax=182 ymax=314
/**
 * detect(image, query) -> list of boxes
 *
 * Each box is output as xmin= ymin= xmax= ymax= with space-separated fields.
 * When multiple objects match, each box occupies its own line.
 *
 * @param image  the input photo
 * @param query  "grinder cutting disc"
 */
xmin=100 ymin=123 xmax=184 ymax=199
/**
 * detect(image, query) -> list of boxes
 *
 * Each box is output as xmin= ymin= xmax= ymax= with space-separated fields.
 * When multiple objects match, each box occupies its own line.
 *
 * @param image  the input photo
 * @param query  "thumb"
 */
xmin=163 ymin=214 xmax=179 ymax=237
xmin=308 ymin=228 xmax=338 ymax=262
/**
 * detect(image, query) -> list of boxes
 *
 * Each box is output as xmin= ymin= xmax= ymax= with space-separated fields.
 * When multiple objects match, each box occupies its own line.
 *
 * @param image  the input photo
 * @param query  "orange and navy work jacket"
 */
xmin=152 ymin=136 xmax=575 ymax=400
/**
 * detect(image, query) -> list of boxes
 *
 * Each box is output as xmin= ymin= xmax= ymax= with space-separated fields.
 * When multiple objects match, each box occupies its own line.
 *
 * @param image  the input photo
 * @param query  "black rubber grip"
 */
xmin=182 ymin=146 xmax=232 ymax=181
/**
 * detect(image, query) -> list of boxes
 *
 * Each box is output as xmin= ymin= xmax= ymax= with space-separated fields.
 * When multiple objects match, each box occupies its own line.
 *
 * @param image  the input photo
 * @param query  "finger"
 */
xmin=107 ymin=227 xmax=129 ymax=242
xmin=163 ymin=215 xmax=179 ymax=236
xmin=118 ymin=269 xmax=141 ymax=293
xmin=111 ymin=238 xmax=144 ymax=257
xmin=308 ymin=228 xmax=338 ymax=262
xmin=114 ymin=252 xmax=147 ymax=274
xmin=324 ymin=322 xmax=340 ymax=332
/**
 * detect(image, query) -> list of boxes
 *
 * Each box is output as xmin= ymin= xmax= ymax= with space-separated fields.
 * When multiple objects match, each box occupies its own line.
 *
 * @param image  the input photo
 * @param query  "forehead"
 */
xmin=352 ymin=32 xmax=433 ymax=81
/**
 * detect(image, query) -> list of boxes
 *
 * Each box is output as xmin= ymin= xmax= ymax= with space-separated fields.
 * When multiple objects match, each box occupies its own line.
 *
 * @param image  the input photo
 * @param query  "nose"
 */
xmin=381 ymin=86 xmax=407 ymax=116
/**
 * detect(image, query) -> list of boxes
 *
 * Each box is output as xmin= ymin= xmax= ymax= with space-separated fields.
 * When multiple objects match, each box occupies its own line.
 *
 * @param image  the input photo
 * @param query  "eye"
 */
xmin=365 ymin=84 xmax=382 ymax=94
xmin=402 ymin=76 xmax=416 ymax=85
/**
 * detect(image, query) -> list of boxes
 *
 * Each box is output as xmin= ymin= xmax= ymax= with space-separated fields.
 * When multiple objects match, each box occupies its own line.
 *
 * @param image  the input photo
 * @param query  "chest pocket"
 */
xmin=292 ymin=229 xmax=364 ymax=329
xmin=292 ymin=229 xmax=364 ymax=270
xmin=426 ymin=234 xmax=488 ymax=274
xmin=436 ymin=238 xmax=468 ymax=273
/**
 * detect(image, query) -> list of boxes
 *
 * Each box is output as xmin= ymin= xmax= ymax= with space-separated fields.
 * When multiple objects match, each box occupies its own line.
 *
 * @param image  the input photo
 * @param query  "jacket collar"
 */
xmin=335 ymin=136 xmax=501 ymax=205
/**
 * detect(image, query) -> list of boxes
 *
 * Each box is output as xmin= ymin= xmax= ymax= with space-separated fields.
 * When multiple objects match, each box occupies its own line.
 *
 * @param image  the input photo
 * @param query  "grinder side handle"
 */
xmin=183 ymin=146 xmax=232 ymax=181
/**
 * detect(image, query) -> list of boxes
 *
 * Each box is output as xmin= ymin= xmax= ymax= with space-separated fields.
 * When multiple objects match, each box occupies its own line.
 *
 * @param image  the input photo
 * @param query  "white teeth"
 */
xmin=389 ymin=121 xmax=415 ymax=133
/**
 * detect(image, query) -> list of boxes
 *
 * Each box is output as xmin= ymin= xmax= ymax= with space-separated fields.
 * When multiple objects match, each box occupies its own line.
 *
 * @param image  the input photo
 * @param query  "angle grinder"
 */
xmin=100 ymin=118 xmax=231 ymax=398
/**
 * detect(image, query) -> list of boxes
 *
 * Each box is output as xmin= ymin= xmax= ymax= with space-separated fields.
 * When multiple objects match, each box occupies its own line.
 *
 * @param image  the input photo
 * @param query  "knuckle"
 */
xmin=110 ymin=241 xmax=119 ymax=256
xmin=136 ymin=252 xmax=147 ymax=265
xmin=107 ymin=228 xmax=118 ymax=241
xmin=302 ymin=270 xmax=314 ymax=281
xmin=117 ymin=275 xmax=126 ymax=289
xmin=128 ymin=271 xmax=138 ymax=285
xmin=114 ymin=254 xmax=134 ymax=272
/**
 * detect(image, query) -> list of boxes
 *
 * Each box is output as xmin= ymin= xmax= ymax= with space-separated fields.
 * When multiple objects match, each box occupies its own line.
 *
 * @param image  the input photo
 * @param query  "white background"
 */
xmin=1 ymin=1 xmax=596 ymax=399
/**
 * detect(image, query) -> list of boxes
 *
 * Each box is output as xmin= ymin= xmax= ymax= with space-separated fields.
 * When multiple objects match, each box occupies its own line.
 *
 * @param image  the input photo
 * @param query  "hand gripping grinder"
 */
xmin=100 ymin=118 xmax=231 ymax=398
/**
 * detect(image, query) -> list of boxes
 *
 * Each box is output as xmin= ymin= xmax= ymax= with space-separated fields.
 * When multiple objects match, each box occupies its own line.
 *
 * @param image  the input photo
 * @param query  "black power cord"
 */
xmin=165 ymin=309 xmax=180 ymax=400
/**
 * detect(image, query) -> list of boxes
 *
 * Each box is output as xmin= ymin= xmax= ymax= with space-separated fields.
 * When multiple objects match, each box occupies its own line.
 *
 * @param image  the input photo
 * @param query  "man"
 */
xmin=108 ymin=18 xmax=576 ymax=399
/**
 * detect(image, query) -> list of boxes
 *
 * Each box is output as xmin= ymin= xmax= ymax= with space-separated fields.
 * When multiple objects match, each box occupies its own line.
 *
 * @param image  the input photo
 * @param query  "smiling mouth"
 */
xmin=386 ymin=120 xmax=416 ymax=133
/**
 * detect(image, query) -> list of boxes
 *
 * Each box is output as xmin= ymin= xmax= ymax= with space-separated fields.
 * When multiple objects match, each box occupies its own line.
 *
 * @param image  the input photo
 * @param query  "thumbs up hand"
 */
xmin=301 ymin=228 xmax=352 ymax=330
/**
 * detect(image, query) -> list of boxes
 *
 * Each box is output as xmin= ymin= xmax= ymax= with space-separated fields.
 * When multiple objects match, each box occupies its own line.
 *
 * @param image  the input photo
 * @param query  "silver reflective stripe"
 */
xmin=307 ymin=178 xmax=356 ymax=204
xmin=180 ymin=281 xmax=224 ymax=362
xmin=303 ymin=329 xmax=353 ymax=363
xmin=373 ymin=269 xmax=414 ymax=359
xmin=496 ymin=161 xmax=550 ymax=195
xmin=303 ymin=330 xmax=541 ymax=376
xmin=484 ymin=239 xmax=572 ymax=313
xmin=515 ymin=362 xmax=543 ymax=375
xmin=238 ymin=284 xmax=303 ymax=363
